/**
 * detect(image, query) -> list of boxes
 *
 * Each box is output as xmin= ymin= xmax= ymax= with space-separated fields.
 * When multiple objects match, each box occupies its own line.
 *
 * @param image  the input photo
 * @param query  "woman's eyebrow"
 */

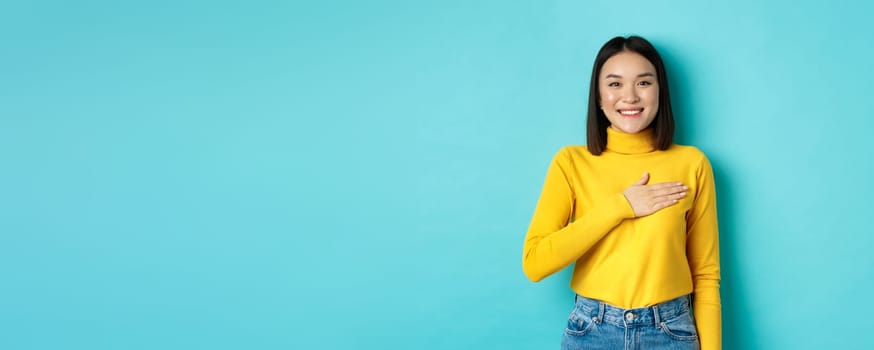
xmin=604 ymin=72 xmax=656 ymax=79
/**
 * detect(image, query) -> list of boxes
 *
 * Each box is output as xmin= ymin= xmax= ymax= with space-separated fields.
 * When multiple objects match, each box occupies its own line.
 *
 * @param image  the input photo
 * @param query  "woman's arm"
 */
xmin=521 ymin=148 xmax=633 ymax=282
xmin=685 ymin=154 xmax=722 ymax=350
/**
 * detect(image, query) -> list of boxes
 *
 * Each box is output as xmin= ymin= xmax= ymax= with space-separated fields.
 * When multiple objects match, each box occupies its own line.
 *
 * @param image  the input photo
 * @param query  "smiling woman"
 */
xmin=522 ymin=36 xmax=722 ymax=350
xmin=599 ymin=52 xmax=659 ymax=134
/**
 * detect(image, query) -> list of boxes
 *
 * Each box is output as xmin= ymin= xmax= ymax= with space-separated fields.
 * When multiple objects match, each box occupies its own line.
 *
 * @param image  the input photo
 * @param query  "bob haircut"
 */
xmin=586 ymin=36 xmax=675 ymax=155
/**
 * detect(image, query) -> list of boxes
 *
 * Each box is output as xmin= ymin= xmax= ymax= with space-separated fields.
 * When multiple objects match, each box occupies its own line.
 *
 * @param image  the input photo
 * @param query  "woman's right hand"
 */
xmin=622 ymin=172 xmax=688 ymax=217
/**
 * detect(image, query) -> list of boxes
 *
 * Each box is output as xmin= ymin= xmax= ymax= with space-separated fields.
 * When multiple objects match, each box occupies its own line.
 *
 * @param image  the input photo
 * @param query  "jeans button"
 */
xmin=625 ymin=313 xmax=634 ymax=320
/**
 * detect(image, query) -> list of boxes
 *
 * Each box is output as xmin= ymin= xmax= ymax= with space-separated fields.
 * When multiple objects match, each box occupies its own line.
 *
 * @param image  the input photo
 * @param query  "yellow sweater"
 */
xmin=523 ymin=127 xmax=721 ymax=349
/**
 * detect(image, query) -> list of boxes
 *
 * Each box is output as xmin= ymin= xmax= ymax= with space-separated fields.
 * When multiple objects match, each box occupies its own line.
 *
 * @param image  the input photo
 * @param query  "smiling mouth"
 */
xmin=618 ymin=108 xmax=644 ymax=117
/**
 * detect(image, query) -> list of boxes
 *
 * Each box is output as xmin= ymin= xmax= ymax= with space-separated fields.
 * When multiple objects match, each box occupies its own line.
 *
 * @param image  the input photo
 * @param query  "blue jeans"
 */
xmin=560 ymin=294 xmax=700 ymax=350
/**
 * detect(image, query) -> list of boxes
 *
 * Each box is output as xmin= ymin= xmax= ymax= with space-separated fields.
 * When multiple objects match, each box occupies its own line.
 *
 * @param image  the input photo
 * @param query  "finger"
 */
xmin=667 ymin=192 xmax=687 ymax=201
xmin=648 ymin=182 xmax=687 ymax=191
xmin=651 ymin=186 xmax=688 ymax=197
xmin=634 ymin=172 xmax=650 ymax=186
xmin=653 ymin=193 xmax=686 ymax=206
xmin=649 ymin=183 xmax=688 ymax=195
xmin=651 ymin=198 xmax=680 ymax=211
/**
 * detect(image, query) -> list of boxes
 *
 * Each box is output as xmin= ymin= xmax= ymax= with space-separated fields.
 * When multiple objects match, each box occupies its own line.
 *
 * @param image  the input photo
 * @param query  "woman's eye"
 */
xmin=639 ymin=81 xmax=652 ymax=86
xmin=608 ymin=82 xmax=620 ymax=87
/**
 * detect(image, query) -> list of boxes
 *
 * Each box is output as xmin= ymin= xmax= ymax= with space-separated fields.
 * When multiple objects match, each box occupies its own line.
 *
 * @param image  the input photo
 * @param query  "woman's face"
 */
xmin=599 ymin=51 xmax=659 ymax=134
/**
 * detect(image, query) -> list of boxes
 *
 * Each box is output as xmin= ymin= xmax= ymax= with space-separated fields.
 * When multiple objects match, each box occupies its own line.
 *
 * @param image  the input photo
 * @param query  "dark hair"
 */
xmin=586 ymin=36 xmax=674 ymax=155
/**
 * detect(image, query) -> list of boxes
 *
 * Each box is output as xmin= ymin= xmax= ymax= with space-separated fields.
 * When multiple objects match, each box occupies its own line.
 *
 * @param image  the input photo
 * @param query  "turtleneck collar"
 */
xmin=605 ymin=127 xmax=656 ymax=154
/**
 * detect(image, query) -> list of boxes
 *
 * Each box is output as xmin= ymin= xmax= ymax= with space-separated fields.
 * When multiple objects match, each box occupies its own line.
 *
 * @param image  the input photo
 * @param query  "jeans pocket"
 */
xmin=564 ymin=308 xmax=596 ymax=336
xmin=658 ymin=311 xmax=699 ymax=342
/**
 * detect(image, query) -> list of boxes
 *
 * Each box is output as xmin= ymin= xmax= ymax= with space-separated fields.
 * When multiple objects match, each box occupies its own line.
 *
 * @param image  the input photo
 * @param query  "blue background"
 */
xmin=2 ymin=0 xmax=873 ymax=349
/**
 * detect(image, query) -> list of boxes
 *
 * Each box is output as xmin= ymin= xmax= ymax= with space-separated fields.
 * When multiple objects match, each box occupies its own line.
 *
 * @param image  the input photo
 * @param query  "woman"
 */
xmin=522 ymin=36 xmax=721 ymax=350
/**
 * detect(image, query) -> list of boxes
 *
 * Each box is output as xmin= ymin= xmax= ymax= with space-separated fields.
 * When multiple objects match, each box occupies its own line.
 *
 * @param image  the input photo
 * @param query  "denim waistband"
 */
xmin=573 ymin=294 xmax=692 ymax=327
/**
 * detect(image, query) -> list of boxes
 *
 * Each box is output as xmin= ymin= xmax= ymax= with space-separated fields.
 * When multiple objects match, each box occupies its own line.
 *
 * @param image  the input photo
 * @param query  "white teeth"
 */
xmin=620 ymin=109 xmax=643 ymax=115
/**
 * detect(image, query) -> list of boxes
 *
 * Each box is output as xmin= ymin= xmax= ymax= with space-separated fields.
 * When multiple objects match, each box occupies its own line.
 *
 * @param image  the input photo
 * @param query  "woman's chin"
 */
xmin=611 ymin=124 xmax=646 ymax=134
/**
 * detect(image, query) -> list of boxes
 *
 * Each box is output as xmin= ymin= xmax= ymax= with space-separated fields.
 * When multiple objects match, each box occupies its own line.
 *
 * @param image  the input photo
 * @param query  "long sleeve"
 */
xmin=522 ymin=148 xmax=634 ymax=282
xmin=685 ymin=154 xmax=722 ymax=350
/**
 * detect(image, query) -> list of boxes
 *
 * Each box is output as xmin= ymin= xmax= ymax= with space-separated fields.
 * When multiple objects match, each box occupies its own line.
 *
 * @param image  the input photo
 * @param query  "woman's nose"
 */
xmin=621 ymin=86 xmax=640 ymax=103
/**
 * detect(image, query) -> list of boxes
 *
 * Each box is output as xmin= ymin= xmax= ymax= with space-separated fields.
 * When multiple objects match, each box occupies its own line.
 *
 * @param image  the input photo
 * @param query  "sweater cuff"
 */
xmin=615 ymin=192 xmax=636 ymax=219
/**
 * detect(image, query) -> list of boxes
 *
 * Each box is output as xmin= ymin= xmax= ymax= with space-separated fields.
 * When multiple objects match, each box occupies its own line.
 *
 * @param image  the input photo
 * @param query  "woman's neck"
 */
xmin=605 ymin=127 xmax=656 ymax=154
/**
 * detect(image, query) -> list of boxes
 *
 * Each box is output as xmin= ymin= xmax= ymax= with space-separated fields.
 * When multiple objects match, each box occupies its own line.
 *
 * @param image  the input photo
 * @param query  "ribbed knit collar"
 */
xmin=605 ymin=127 xmax=656 ymax=154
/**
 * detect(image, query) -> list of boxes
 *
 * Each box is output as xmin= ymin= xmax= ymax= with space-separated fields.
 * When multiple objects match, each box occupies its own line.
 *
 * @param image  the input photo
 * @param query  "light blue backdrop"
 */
xmin=2 ymin=0 xmax=873 ymax=349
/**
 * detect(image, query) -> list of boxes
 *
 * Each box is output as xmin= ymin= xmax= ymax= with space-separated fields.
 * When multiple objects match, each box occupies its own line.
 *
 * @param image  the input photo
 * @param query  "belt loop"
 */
xmin=598 ymin=301 xmax=605 ymax=322
xmin=652 ymin=304 xmax=661 ymax=327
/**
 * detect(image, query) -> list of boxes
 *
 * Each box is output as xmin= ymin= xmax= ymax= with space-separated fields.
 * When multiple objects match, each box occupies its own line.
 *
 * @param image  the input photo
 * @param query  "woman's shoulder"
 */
xmin=667 ymin=143 xmax=703 ymax=153
xmin=539 ymin=145 xmax=591 ymax=170
xmin=666 ymin=143 xmax=711 ymax=164
xmin=552 ymin=145 xmax=592 ymax=161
